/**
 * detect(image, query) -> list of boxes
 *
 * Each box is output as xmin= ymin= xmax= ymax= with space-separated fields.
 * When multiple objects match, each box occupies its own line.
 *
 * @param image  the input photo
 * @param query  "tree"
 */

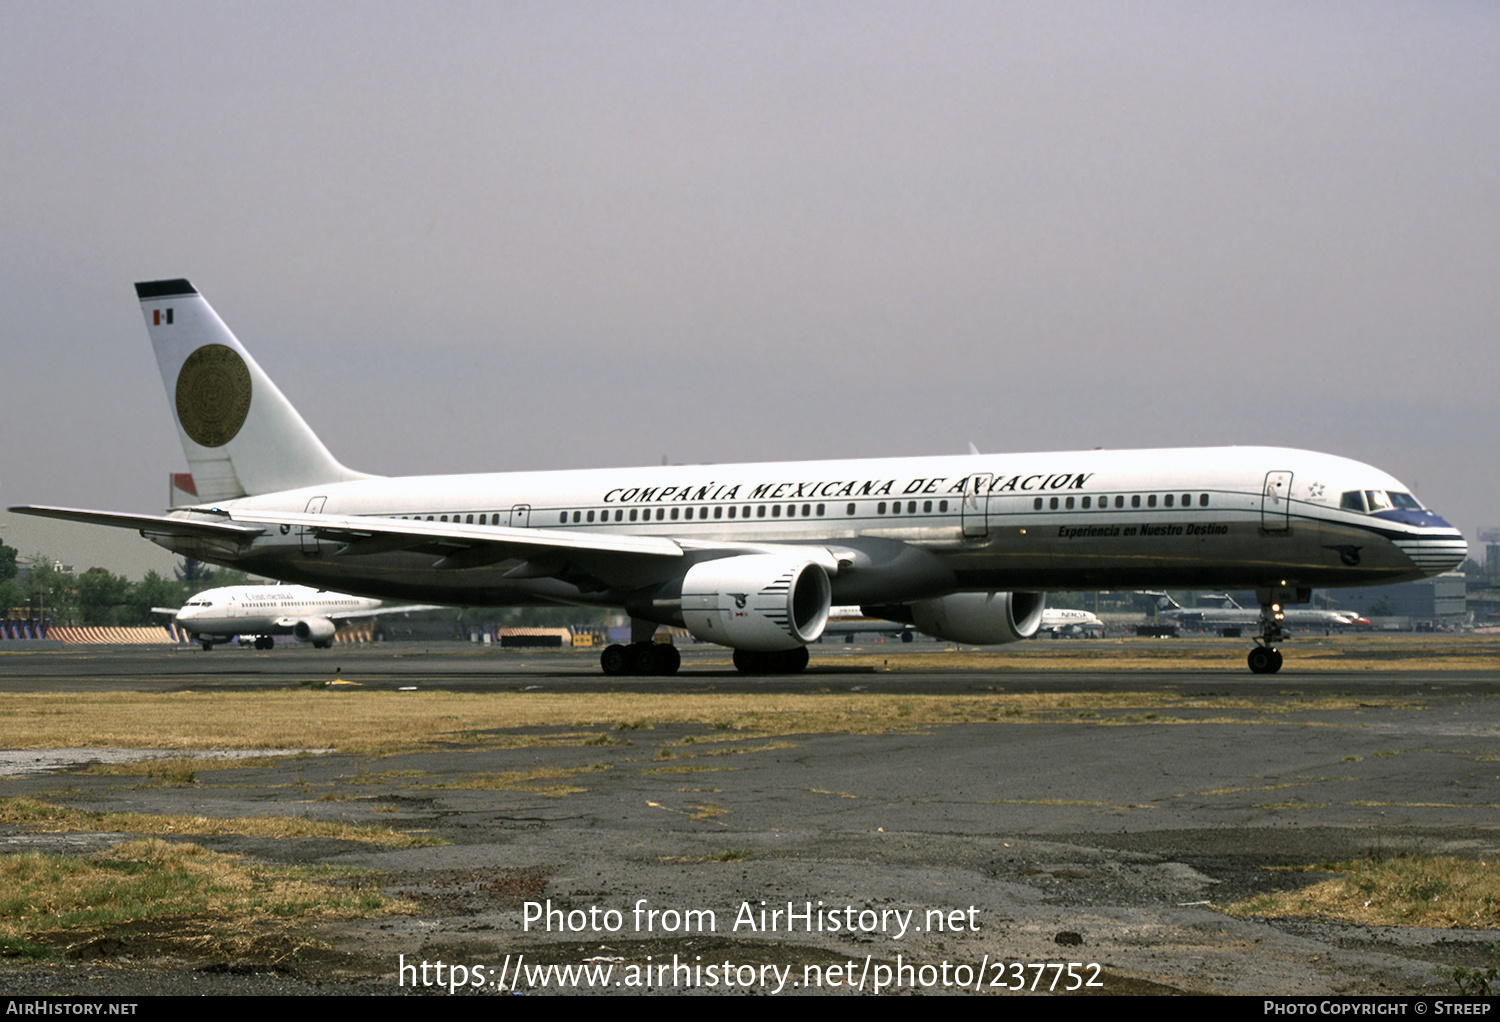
xmin=76 ymin=568 xmax=132 ymax=626
xmin=124 ymin=571 xmax=187 ymax=626
xmin=0 ymin=542 xmax=19 ymax=620
xmin=21 ymin=557 xmax=76 ymax=624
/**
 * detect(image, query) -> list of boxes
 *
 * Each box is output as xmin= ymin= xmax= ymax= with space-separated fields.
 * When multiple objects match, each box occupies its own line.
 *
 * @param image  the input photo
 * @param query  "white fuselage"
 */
xmin=1161 ymin=604 xmax=1367 ymax=629
xmin=172 ymin=584 xmax=385 ymax=642
xmin=156 ymin=444 xmax=1466 ymax=615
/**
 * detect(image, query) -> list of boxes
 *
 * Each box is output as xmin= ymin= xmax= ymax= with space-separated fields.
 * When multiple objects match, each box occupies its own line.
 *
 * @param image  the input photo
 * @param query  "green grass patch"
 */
xmin=1227 ymin=852 xmax=1500 ymax=928
xmin=0 ymin=838 xmax=411 ymax=952
xmin=0 ymin=797 xmax=441 ymax=847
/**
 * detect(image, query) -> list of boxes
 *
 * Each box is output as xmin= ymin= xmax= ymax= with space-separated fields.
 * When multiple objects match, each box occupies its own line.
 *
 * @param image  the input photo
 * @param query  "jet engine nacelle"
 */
xmin=681 ymin=555 xmax=832 ymax=651
xmin=908 ymin=591 xmax=1046 ymax=645
xmin=292 ymin=617 xmax=337 ymax=643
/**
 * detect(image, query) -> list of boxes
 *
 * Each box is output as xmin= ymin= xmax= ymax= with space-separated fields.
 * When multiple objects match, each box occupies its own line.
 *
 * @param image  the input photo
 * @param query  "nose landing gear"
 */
xmin=1247 ymin=596 xmax=1291 ymax=674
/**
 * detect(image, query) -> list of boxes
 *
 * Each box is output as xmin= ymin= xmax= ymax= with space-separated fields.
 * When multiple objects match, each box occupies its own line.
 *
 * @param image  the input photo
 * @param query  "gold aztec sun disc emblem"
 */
xmin=175 ymin=344 xmax=252 ymax=448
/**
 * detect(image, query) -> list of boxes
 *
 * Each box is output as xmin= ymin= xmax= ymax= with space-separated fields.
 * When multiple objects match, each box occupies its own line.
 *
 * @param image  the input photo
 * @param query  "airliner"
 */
xmin=824 ymin=605 xmax=1103 ymax=642
xmin=156 ymin=583 xmax=434 ymax=650
xmin=823 ymin=605 xmax=917 ymax=642
xmin=1143 ymin=592 xmax=1370 ymax=632
xmin=1037 ymin=607 xmax=1106 ymax=637
xmin=12 ymin=280 xmax=1467 ymax=676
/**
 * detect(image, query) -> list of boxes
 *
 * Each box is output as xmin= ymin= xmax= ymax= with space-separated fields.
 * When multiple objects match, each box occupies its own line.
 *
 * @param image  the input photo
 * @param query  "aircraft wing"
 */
xmin=226 ymin=509 xmax=687 ymax=566
xmin=327 ymin=602 xmax=448 ymax=621
xmin=224 ymin=510 xmax=847 ymax=588
xmin=10 ymin=505 xmax=266 ymax=540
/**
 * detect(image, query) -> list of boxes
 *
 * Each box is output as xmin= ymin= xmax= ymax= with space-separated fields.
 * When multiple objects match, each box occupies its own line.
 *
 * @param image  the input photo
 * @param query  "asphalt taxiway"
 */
xmin=1 ymin=639 xmax=1497 ymax=996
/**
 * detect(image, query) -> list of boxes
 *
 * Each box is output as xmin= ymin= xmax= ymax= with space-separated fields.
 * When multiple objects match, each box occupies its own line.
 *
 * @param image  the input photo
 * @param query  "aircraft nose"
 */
xmin=1388 ymin=520 xmax=1468 ymax=576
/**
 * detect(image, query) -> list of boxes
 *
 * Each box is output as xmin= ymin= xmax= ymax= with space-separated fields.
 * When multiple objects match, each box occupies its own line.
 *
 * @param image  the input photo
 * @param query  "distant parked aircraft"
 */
xmin=1143 ymin=591 xmax=1369 ymax=631
xmin=157 ymin=584 xmax=436 ymax=650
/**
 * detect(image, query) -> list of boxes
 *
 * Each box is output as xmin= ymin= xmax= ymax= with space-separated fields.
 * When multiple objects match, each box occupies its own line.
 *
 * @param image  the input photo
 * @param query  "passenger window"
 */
xmin=1200 ymin=494 xmax=1209 ymax=507
xmin=1065 ymin=497 xmax=1074 ymax=509
xmin=1147 ymin=495 xmax=1157 ymax=507
xmin=1034 ymin=498 xmax=1043 ymax=510
xmin=1131 ymin=495 xmax=1140 ymax=508
xmin=1164 ymin=494 xmax=1173 ymax=507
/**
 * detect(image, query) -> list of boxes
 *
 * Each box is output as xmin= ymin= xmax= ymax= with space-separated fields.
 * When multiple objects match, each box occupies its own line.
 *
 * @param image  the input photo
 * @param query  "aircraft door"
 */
xmin=508 ymin=504 xmax=530 ymax=528
xmin=300 ymin=496 xmax=330 ymax=555
xmin=1261 ymin=471 xmax=1293 ymax=532
xmin=961 ymin=474 xmax=992 ymax=538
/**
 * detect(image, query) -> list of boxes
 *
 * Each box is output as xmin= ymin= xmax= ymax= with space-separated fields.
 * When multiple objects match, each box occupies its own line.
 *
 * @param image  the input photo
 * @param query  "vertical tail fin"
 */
xmin=136 ymin=279 xmax=368 ymax=503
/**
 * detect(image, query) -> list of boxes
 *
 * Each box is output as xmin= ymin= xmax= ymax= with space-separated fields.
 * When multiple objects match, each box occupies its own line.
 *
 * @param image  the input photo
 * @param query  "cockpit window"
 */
xmin=1344 ymin=489 xmax=1423 ymax=514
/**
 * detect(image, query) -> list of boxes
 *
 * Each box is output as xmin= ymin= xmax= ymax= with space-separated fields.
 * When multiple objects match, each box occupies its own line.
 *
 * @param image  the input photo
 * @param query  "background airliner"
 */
xmin=12 ymin=280 xmax=1467 ymax=676
xmin=1037 ymin=607 xmax=1107 ymax=637
xmin=825 ymin=605 xmax=1104 ymax=642
xmin=1143 ymin=592 xmax=1369 ymax=632
xmin=156 ymin=583 xmax=436 ymax=650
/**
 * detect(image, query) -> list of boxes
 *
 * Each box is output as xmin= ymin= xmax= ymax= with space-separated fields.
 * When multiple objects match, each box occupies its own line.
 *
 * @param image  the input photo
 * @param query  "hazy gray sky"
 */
xmin=3 ymin=1 xmax=1496 ymax=577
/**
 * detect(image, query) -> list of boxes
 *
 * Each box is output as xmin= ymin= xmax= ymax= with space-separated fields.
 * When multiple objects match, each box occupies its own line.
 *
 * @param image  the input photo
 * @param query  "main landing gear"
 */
xmin=1247 ymin=598 xmax=1290 ymax=674
xmin=732 ymin=647 xmax=810 ymax=675
xmin=600 ymin=641 xmax=681 ymax=676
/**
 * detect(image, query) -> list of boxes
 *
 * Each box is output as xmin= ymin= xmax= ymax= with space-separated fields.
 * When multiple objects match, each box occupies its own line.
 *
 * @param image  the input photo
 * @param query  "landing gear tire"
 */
xmin=1247 ymin=646 xmax=1283 ymax=674
xmin=601 ymin=644 xmax=629 ymax=676
xmin=600 ymin=642 xmax=680 ymax=677
xmin=254 ymin=636 xmax=275 ymax=650
xmin=732 ymin=646 xmax=810 ymax=675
